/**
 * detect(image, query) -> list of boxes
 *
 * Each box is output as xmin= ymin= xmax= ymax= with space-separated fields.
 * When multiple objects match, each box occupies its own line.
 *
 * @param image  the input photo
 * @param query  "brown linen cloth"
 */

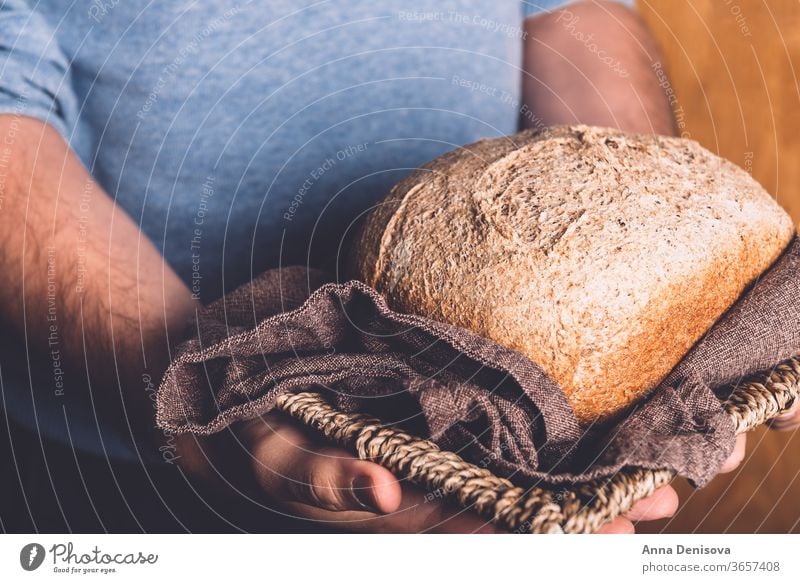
xmin=157 ymin=236 xmax=800 ymax=488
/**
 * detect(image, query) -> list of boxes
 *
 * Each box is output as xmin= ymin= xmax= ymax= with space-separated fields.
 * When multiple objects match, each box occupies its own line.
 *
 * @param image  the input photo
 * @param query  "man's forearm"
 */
xmin=522 ymin=1 xmax=675 ymax=136
xmin=0 ymin=115 xmax=197 ymax=442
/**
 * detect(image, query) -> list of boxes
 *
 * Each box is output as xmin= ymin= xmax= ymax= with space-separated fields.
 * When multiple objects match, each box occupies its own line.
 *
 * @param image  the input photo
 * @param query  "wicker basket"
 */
xmin=274 ymin=356 xmax=800 ymax=533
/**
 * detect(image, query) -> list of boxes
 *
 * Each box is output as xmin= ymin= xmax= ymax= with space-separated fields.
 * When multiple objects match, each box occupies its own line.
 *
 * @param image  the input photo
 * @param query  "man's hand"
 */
xmin=598 ymin=434 xmax=747 ymax=533
xmin=239 ymin=412 xmax=499 ymax=533
xmin=768 ymin=402 xmax=800 ymax=432
xmin=178 ymin=411 xmax=688 ymax=533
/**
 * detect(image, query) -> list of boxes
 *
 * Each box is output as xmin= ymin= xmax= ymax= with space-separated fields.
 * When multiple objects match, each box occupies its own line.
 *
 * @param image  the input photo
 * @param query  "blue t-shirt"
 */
xmin=0 ymin=0 xmax=633 ymax=461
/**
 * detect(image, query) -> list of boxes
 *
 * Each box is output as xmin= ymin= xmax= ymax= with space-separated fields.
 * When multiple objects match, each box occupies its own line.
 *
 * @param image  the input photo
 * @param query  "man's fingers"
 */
xmin=286 ymin=449 xmax=401 ymax=513
xmin=719 ymin=433 xmax=747 ymax=473
xmin=245 ymin=414 xmax=402 ymax=514
xmin=282 ymin=483 xmax=499 ymax=533
xmin=596 ymin=485 xmax=678 ymax=534
xmin=597 ymin=517 xmax=635 ymax=534
xmin=242 ymin=413 xmax=685 ymax=534
xmin=623 ymin=485 xmax=678 ymax=522
xmin=243 ymin=414 xmax=494 ymax=531
xmin=386 ymin=484 xmax=499 ymax=533
xmin=767 ymin=401 xmax=800 ymax=432
xmin=273 ymin=451 xmax=402 ymax=514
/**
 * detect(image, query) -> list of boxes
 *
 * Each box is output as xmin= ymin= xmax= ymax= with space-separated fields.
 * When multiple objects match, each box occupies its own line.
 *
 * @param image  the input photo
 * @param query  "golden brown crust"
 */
xmin=349 ymin=126 xmax=796 ymax=424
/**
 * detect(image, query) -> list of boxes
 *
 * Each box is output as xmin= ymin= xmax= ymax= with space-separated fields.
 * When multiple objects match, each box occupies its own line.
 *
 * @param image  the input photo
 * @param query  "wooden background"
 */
xmin=635 ymin=0 xmax=800 ymax=533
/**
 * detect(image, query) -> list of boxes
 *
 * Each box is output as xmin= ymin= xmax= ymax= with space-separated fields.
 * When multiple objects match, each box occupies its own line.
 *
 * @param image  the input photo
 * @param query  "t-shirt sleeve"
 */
xmin=0 ymin=0 xmax=79 ymax=141
xmin=522 ymin=0 xmax=637 ymax=19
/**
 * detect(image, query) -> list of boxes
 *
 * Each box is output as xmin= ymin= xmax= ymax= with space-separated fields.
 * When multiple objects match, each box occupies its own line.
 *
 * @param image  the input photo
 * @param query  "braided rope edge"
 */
xmin=274 ymin=392 xmax=564 ymax=533
xmin=274 ymin=355 xmax=800 ymax=534
xmin=560 ymin=356 xmax=800 ymax=534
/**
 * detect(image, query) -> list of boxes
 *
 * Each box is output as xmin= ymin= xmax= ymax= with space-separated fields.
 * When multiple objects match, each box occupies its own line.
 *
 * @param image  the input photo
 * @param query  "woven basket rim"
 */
xmin=275 ymin=355 xmax=800 ymax=533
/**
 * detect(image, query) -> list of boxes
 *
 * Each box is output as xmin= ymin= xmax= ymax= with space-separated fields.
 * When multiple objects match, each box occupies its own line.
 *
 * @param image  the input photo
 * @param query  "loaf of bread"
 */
xmin=349 ymin=125 xmax=795 ymax=424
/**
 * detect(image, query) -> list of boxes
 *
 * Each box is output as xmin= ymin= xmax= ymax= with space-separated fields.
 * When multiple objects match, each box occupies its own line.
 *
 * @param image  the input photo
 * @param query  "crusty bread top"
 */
xmin=350 ymin=125 xmax=796 ymax=423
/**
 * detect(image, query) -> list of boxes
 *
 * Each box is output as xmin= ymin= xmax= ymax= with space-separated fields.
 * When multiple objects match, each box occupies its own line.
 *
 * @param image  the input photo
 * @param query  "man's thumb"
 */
xmin=287 ymin=452 xmax=386 ymax=513
xmin=243 ymin=414 xmax=402 ymax=514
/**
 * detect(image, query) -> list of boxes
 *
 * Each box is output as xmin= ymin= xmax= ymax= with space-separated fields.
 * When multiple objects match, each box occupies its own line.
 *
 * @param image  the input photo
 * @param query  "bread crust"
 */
xmin=350 ymin=126 xmax=796 ymax=424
